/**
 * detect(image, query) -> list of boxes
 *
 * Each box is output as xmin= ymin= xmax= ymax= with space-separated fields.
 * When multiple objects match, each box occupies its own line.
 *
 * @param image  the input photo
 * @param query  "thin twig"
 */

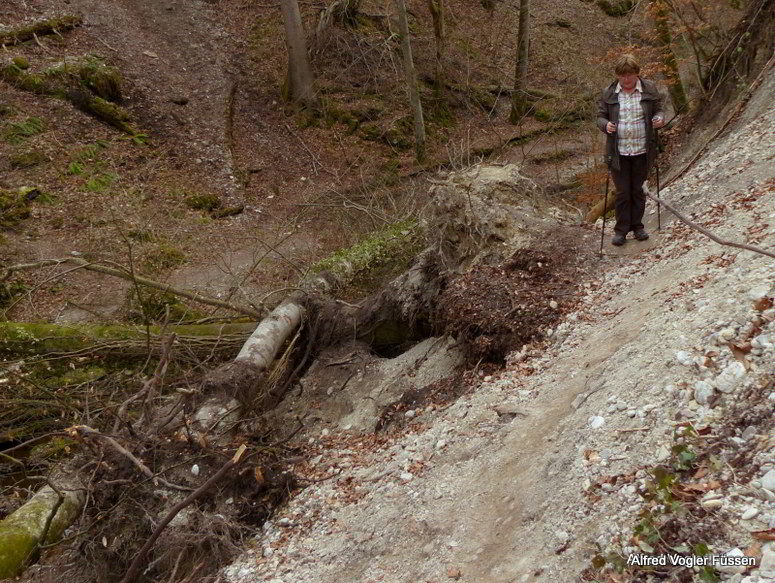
xmin=68 ymin=425 xmax=192 ymax=492
xmin=1 ymin=257 xmax=262 ymax=318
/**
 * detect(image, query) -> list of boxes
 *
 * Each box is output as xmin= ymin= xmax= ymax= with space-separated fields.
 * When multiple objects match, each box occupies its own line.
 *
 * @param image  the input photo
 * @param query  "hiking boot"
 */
xmin=633 ymin=228 xmax=649 ymax=241
xmin=611 ymin=233 xmax=626 ymax=246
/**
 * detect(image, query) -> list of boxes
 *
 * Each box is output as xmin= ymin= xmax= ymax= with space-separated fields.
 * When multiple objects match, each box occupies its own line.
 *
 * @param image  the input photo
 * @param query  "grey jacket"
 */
xmin=597 ymin=78 xmax=664 ymax=172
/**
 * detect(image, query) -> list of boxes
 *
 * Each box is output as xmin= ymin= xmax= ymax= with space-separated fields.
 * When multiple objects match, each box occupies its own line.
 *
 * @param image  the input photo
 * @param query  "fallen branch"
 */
xmin=117 ymin=444 xmax=248 ymax=583
xmin=2 ymin=256 xmax=263 ymax=319
xmin=644 ymin=186 xmax=775 ymax=259
xmin=0 ymin=15 xmax=82 ymax=45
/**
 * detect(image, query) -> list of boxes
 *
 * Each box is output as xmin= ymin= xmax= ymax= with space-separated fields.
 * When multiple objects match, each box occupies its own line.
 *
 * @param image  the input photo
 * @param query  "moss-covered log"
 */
xmin=0 ymin=321 xmax=257 ymax=358
xmin=0 ymin=15 xmax=82 ymax=46
xmin=0 ymin=63 xmax=136 ymax=135
xmin=0 ymin=481 xmax=84 ymax=579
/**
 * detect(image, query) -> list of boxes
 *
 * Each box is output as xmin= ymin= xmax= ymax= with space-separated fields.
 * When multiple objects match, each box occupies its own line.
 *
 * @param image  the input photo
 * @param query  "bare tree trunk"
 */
xmin=394 ymin=0 xmax=426 ymax=162
xmin=651 ymin=0 xmax=688 ymax=113
xmin=509 ymin=0 xmax=530 ymax=123
xmin=427 ymin=0 xmax=445 ymax=92
xmin=279 ymin=0 xmax=316 ymax=106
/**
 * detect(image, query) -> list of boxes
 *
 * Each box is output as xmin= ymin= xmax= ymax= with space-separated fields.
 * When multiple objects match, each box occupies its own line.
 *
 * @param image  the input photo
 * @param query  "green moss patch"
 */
xmin=0 ymin=187 xmax=39 ymax=229
xmin=183 ymin=192 xmax=221 ymax=212
xmin=84 ymin=172 xmax=117 ymax=192
xmin=2 ymin=116 xmax=46 ymax=144
xmin=45 ymin=55 xmax=122 ymax=102
xmin=142 ymin=242 xmax=187 ymax=273
xmin=10 ymin=150 xmax=46 ymax=169
xmin=312 ymin=218 xmax=423 ymax=296
xmin=11 ymin=56 xmax=30 ymax=70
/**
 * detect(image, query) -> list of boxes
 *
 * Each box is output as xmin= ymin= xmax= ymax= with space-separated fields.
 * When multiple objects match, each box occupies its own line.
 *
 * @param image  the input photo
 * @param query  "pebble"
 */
xmin=435 ymin=439 xmax=447 ymax=450
xmin=714 ymin=361 xmax=746 ymax=393
xmin=405 ymin=410 xmax=416 ymax=419
xmin=400 ymin=472 xmax=414 ymax=482
xmin=589 ymin=416 xmax=605 ymax=429
xmin=675 ymin=350 xmax=694 ymax=366
xmin=693 ymin=381 xmax=716 ymax=406
xmin=759 ymin=546 xmax=775 ymax=578
xmin=762 ymin=469 xmax=775 ymax=492
xmin=747 ymin=286 xmax=769 ymax=300
xmin=741 ymin=507 xmax=759 ymax=520
xmin=277 ymin=518 xmax=292 ymax=527
xmin=700 ymin=499 xmax=723 ymax=510
xmin=191 ymin=464 xmax=200 ymax=476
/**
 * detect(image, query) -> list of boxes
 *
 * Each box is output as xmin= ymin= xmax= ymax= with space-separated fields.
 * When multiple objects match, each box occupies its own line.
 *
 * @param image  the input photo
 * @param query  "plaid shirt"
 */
xmin=616 ymin=80 xmax=647 ymax=156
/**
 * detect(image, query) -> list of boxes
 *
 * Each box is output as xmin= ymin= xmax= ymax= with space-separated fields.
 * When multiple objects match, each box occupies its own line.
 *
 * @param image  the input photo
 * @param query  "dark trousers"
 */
xmin=611 ymin=154 xmax=648 ymax=235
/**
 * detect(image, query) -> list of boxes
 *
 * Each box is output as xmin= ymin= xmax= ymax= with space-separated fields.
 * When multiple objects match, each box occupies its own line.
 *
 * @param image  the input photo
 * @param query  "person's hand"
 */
xmin=606 ymin=121 xmax=616 ymax=134
xmin=652 ymin=115 xmax=664 ymax=129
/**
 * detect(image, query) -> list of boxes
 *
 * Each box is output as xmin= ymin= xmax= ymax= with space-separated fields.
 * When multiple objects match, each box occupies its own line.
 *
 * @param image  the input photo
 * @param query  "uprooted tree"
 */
xmin=0 ymin=165 xmax=576 ymax=582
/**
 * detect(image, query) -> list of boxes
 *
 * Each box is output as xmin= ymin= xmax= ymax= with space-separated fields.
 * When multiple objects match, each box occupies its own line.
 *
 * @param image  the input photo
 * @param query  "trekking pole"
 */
xmin=599 ymin=170 xmax=610 ymax=256
xmin=655 ymin=128 xmax=661 ymax=231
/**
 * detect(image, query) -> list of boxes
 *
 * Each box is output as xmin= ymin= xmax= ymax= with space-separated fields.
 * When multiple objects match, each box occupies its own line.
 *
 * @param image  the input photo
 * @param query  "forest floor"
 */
xmin=0 ymin=0 xmax=680 ymax=324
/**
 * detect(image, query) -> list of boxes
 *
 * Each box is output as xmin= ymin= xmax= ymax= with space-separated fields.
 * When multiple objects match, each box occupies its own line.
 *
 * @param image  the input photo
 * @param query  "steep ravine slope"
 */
xmin=224 ymin=70 xmax=775 ymax=582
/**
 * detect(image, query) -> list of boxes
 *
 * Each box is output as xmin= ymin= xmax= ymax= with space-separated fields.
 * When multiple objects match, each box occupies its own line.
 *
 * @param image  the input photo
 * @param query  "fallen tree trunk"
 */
xmin=0 ymin=15 xmax=82 ymax=46
xmin=0 ymin=321 xmax=257 ymax=358
xmin=584 ymin=187 xmax=616 ymax=223
xmin=0 ymin=480 xmax=84 ymax=579
xmin=0 ymin=62 xmax=136 ymax=135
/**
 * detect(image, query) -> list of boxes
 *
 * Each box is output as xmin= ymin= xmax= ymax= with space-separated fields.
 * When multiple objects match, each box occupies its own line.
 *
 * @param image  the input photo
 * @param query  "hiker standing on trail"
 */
xmin=597 ymin=54 xmax=665 ymax=246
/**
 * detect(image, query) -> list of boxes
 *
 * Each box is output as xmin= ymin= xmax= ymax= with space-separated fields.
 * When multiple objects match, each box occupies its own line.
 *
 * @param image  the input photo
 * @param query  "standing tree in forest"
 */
xmin=651 ymin=0 xmax=689 ymax=113
xmin=394 ymin=0 xmax=426 ymax=162
xmin=280 ymin=0 xmax=317 ymax=106
xmin=427 ymin=0 xmax=445 ymax=92
xmin=509 ymin=0 xmax=530 ymax=123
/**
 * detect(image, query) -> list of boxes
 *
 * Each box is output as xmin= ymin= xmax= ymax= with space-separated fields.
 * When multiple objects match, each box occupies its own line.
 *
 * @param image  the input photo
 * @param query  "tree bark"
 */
xmin=280 ymin=0 xmax=317 ymax=106
xmin=651 ymin=0 xmax=689 ymax=113
xmin=509 ymin=0 xmax=531 ymax=123
xmin=394 ymin=0 xmax=427 ymax=162
xmin=584 ymin=189 xmax=616 ymax=223
xmin=427 ymin=0 xmax=445 ymax=92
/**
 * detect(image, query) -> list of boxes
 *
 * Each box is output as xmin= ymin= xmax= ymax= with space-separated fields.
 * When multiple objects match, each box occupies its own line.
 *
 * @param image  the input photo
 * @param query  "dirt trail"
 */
xmin=69 ymin=0 xmax=241 ymax=204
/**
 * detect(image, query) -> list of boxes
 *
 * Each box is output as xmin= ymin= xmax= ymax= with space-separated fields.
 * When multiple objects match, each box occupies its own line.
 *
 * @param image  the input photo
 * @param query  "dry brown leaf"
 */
xmin=751 ymin=528 xmax=775 ymax=541
xmin=684 ymin=480 xmax=722 ymax=492
xmin=693 ymin=466 xmax=709 ymax=479
xmin=726 ymin=342 xmax=752 ymax=370
xmin=744 ymin=542 xmax=761 ymax=558
xmin=447 ymin=567 xmax=462 ymax=580
xmin=254 ymin=466 xmax=264 ymax=486
xmin=753 ymin=296 xmax=773 ymax=311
